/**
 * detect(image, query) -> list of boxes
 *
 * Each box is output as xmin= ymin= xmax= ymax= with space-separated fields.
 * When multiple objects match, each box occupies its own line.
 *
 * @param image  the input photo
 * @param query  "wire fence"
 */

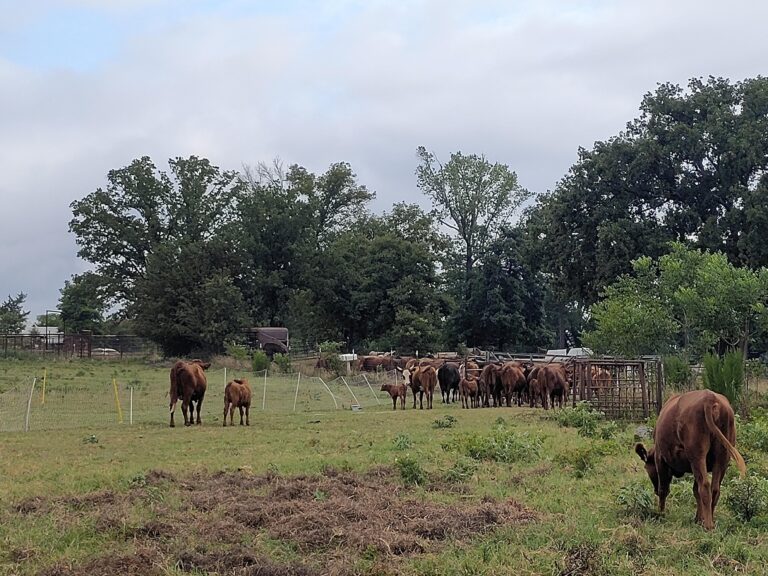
xmin=0 ymin=368 xmax=404 ymax=433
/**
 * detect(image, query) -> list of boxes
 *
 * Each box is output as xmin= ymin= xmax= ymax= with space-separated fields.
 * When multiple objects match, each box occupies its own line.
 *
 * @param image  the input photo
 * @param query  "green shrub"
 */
xmin=725 ymin=474 xmax=768 ymax=522
xmin=224 ymin=340 xmax=250 ymax=362
xmin=555 ymin=402 xmax=604 ymax=428
xmin=272 ymin=353 xmax=292 ymax=373
xmin=444 ymin=457 xmax=478 ymax=483
xmin=557 ymin=446 xmax=599 ymax=478
xmin=703 ymin=350 xmax=744 ymax=406
xmin=318 ymin=341 xmax=343 ymax=375
xmin=663 ymin=355 xmax=693 ymax=390
xmin=616 ymin=482 xmax=656 ymax=518
xmin=396 ymin=455 xmax=427 ymax=485
xmin=454 ymin=426 xmax=541 ymax=463
xmin=432 ymin=415 xmax=458 ymax=429
xmin=393 ymin=434 xmax=413 ymax=451
xmin=252 ymin=350 xmax=270 ymax=372
xmin=739 ymin=417 xmax=768 ymax=453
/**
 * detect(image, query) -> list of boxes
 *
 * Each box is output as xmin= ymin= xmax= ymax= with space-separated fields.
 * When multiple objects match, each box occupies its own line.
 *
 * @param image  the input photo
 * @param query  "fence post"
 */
xmin=262 ymin=370 xmax=267 ymax=410
xmin=130 ymin=386 xmax=133 ymax=425
xmin=25 ymin=378 xmax=37 ymax=432
xmin=341 ymin=376 xmax=360 ymax=407
xmin=362 ymin=374 xmax=381 ymax=404
xmin=112 ymin=378 xmax=123 ymax=423
xmin=293 ymin=373 xmax=301 ymax=412
xmin=318 ymin=377 xmax=339 ymax=409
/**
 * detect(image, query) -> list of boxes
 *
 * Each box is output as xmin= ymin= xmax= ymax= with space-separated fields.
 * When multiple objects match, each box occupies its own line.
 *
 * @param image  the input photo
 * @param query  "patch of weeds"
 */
xmin=616 ymin=482 xmax=656 ymax=519
xmin=556 ymin=446 xmax=598 ymax=478
xmin=443 ymin=457 xmax=478 ymax=483
xmin=739 ymin=416 xmax=768 ymax=452
xmin=82 ymin=434 xmax=99 ymax=444
xmin=393 ymin=434 xmax=413 ymax=451
xmin=454 ymin=426 xmax=541 ymax=464
xmin=432 ymin=415 xmax=457 ymax=429
xmin=267 ymin=462 xmax=280 ymax=475
xmin=128 ymin=472 xmax=147 ymax=488
xmin=313 ymin=489 xmax=327 ymax=501
xmin=494 ymin=416 xmax=506 ymax=427
xmin=725 ymin=473 xmax=768 ymax=522
xmin=554 ymin=401 xmax=603 ymax=428
xmin=597 ymin=420 xmax=620 ymax=440
xmin=396 ymin=455 xmax=427 ymax=486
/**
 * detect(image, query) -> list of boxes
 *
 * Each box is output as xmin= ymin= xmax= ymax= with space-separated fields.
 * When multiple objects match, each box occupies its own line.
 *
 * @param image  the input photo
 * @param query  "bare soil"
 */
xmin=12 ymin=466 xmax=536 ymax=575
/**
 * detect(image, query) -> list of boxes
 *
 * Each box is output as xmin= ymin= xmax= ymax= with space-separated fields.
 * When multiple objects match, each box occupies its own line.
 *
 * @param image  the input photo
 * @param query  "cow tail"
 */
xmin=705 ymin=398 xmax=746 ymax=478
xmin=169 ymin=366 xmax=178 ymax=413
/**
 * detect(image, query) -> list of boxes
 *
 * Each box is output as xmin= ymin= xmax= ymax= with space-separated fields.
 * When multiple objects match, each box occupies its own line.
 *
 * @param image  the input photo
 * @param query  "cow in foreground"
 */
xmin=399 ymin=365 xmax=438 ymax=409
xmin=224 ymin=378 xmax=252 ymax=426
xmin=380 ymin=382 xmax=407 ymax=410
xmin=169 ymin=359 xmax=211 ymax=427
xmin=635 ymin=390 xmax=746 ymax=530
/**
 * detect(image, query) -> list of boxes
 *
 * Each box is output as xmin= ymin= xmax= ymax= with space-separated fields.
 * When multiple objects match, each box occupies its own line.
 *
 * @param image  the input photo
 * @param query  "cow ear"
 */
xmin=635 ymin=443 xmax=648 ymax=462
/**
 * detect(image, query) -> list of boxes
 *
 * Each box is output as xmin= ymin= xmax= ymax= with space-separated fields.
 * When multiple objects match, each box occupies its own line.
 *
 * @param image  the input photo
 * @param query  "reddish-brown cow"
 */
xmin=380 ymin=382 xmax=407 ymax=410
xmin=169 ymin=359 xmax=210 ymax=427
xmin=223 ymin=378 xmax=252 ymax=426
xmin=635 ymin=390 xmax=746 ymax=530
xmin=401 ymin=365 xmax=438 ymax=410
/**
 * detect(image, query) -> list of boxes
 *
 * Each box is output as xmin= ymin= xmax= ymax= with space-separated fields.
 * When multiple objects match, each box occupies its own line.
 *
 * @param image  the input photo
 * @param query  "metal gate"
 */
xmin=571 ymin=358 xmax=663 ymax=420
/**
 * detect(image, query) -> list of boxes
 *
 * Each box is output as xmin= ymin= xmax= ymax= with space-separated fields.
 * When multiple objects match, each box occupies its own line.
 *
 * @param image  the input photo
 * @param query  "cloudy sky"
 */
xmin=1 ymin=0 xmax=767 ymax=323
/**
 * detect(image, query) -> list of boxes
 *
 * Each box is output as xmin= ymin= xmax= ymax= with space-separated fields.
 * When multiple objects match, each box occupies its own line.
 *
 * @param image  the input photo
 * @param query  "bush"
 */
xmin=432 ymin=415 xmax=458 ymax=429
xmin=396 ymin=455 xmax=427 ymax=485
xmin=725 ymin=474 xmax=768 ymax=522
xmin=318 ymin=341 xmax=343 ymax=375
xmin=555 ymin=402 xmax=604 ymax=429
xmin=444 ymin=457 xmax=479 ymax=483
xmin=703 ymin=350 xmax=744 ymax=406
xmin=224 ymin=340 xmax=250 ymax=363
xmin=557 ymin=446 xmax=599 ymax=478
xmin=272 ymin=353 xmax=292 ymax=373
xmin=739 ymin=417 xmax=768 ymax=453
xmin=616 ymin=482 xmax=656 ymax=519
xmin=663 ymin=355 xmax=693 ymax=390
xmin=393 ymin=434 xmax=413 ymax=451
xmin=454 ymin=426 xmax=541 ymax=463
xmin=252 ymin=350 xmax=270 ymax=372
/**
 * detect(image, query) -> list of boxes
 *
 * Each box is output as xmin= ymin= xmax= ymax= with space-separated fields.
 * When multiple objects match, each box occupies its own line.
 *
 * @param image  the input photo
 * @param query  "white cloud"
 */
xmin=2 ymin=0 xmax=768 ymax=318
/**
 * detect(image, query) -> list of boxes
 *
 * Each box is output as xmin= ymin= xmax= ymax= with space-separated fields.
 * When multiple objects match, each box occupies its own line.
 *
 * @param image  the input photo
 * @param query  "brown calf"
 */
xmin=223 ymin=378 xmax=252 ymax=426
xmin=380 ymin=383 xmax=407 ymax=410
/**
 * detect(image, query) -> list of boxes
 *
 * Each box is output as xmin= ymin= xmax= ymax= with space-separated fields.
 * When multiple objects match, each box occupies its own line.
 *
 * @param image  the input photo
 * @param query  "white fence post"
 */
xmin=130 ymin=386 xmax=133 ymax=425
xmin=25 ymin=377 xmax=37 ymax=432
xmin=318 ymin=377 xmax=339 ymax=409
xmin=362 ymin=374 xmax=381 ymax=404
xmin=341 ymin=376 xmax=360 ymax=406
xmin=293 ymin=372 xmax=301 ymax=412
xmin=262 ymin=370 xmax=267 ymax=410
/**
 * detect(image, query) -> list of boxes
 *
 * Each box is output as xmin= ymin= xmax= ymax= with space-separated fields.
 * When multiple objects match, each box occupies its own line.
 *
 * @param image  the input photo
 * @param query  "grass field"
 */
xmin=1 ymin=358 xmax=768 ymax=575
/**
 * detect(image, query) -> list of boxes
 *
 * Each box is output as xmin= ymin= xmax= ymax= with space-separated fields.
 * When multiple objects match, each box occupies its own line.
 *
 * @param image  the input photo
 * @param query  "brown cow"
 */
xmin=401 ymin=365 xmax=438 ymax=409
xmin=223 ymin=378 xmax=252 ymax=426
xmin=359 ymin=355 xmax=396 ymax=372
xmin=459 ymin=364 xmax=479 ymax=409
xmin=479 ymin=363 xmax=501 ymax=407
xmin=635 ymin=390 xmax=746 ymax=530
xmin=169 ymin=359 xmax=210 ymax=427
xmin=500 ymin=362 xmax=527 ymax=407
xmin=380 ymin=382 xmax=406 ymax=410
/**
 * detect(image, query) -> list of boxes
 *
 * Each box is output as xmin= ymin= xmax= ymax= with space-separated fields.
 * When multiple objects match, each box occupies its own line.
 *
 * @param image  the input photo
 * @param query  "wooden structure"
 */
xmin=571 ymin=358 xmax=664 ymax=420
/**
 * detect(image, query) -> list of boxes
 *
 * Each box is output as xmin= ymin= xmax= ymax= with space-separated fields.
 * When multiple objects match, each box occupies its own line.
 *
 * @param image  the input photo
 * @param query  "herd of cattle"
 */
xmin=372 ymin=355 xmax=594 ymax=412
xmin=168 ymin=356 xmax=749 ymax=531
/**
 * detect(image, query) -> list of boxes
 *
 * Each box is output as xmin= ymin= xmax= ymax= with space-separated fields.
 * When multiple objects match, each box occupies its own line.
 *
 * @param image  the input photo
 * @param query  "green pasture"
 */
xmin=1 ymin=358 xmax=768 ymax=575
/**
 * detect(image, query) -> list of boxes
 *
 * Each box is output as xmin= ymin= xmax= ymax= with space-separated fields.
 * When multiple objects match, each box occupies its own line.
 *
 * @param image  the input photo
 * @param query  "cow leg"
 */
xmin=655 ymin=465 xmax=673 ymax=516
xmin=239 ymin=405 xmax=244 ymax=425
xmin=412 ymin=390 xmax=417 ymax=409
xmin=392 ymin=396 xmax=397 ymax=410
xmin=223 ymin=402 xmax=228 ymax=427
xmin=419 ymin=390 xmax=424 ymax=410
xmin=196 ymin=397 xmax=203 ymax=425
xmin=692 ymin=461 xmax=714 ymax=530
xmin=182 ymin=400 xmax=191 ymax=426
xmin=245 ymin=405 xmax=250 ymax=426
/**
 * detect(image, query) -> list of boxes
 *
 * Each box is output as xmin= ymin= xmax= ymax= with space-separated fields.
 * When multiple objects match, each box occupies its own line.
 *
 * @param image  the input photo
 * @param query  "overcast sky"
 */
xmin=1 ymin=0 xmax=767 ymax=323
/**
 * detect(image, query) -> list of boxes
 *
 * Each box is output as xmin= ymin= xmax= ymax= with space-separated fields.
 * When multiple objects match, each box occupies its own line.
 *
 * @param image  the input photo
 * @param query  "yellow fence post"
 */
xmin=112 ymin=378 xmax=123 ymax=423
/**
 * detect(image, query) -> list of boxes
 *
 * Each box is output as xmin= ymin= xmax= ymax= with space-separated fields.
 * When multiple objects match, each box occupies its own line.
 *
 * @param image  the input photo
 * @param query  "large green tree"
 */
xmin=0 ymin=293 xmax=29 ymax=334
xmin=69 ymin=156 xmax=244 ymax=305
xmin=529 ymin=76 xmax=768 ymax=311
xmin=58 ymin=272 xmax=109 ymax=334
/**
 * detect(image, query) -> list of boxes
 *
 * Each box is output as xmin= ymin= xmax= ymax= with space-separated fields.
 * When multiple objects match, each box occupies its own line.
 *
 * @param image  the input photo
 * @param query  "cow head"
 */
xmin=635 ymin=443 xmax=659 ymax=494
xmin=191 ymin=359 xmax=212 ymax=370
xmin=401 ymin=368 xmax=412 ymax=384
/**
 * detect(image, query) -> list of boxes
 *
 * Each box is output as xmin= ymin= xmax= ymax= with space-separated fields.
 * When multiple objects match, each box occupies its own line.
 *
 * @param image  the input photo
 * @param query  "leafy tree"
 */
xmin=69 ymin=156 xmax=244 ymax=305
xmin=133 ymin=239 xmax=247 ymax=356
xmin=35 ymin=313 xmax=62 ymax=330
xmin=0 ymin=293 xmax=29 ymax=334
xmin=58 ymin=272 xmax=109 ymax=334
xmin=416 ymin=147 xmax=530 ymax=279
xmin=583 ymin=244 xmax=768 ymax=358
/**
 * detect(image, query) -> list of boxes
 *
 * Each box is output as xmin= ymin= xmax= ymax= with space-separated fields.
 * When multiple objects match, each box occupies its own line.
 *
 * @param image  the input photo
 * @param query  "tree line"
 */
xmin=6 ymin=76 xmax=768 ymax=359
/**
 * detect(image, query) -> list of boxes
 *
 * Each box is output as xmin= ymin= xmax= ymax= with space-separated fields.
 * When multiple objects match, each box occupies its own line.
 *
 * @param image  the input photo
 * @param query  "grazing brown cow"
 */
xmin=401 ymin=365 xmax=438 ymax=409
xmin=223 ymin=378 xmax=252 ymax=426
xmin=380 ymin=382 xmax=406 ymax=410
xmin=635 ymin=390 xmax=746 ymax=530
xmin=169 ymin=359 xmax=211 ymax=427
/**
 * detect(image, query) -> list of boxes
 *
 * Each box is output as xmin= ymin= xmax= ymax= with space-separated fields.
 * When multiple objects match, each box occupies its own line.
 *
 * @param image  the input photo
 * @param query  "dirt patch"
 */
xmin=14 ymin=467 xmax=536 ymax=574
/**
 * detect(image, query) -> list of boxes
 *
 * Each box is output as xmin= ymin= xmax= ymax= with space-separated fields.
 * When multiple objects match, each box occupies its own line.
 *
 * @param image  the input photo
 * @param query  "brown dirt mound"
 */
xmin=14 ymin=467 xmax=536 ymax=574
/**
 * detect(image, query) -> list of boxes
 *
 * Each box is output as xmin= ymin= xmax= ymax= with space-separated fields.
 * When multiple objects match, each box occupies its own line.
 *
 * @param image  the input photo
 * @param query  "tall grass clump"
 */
xmin=454 ymin=426 xmax=541 ymax=463
xmin=725 ymin=474 xmax=768 ymax=523
xmin=703 ymin=351 xmax=744 ymax=406
xmin=739 ymin=416 xmax=768 ymax=453
xmin=616 ymin=482 xmax=656 ymax=519
xmin=272 ymin=353 xmax=292 ymax=373
xmin=395 ymin=455 xmax=427 ymax=485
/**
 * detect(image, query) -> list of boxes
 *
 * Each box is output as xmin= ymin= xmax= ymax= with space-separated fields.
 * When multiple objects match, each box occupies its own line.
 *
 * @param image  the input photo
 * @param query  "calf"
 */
xmin=635 ymin=390 xmax=746 ymax=530
xmin=223 ymin=378 xmax=252 ymax=426
xmin=380 ymin=382 xmax=406 ymax=410
xmin=459 ymin=364 xmax=479 ymax=409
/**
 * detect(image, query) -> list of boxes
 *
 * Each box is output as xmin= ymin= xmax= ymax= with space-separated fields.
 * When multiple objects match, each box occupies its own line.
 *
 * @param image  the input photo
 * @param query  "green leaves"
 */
xmin=0 ymin=293 xmax=29 ymax=334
